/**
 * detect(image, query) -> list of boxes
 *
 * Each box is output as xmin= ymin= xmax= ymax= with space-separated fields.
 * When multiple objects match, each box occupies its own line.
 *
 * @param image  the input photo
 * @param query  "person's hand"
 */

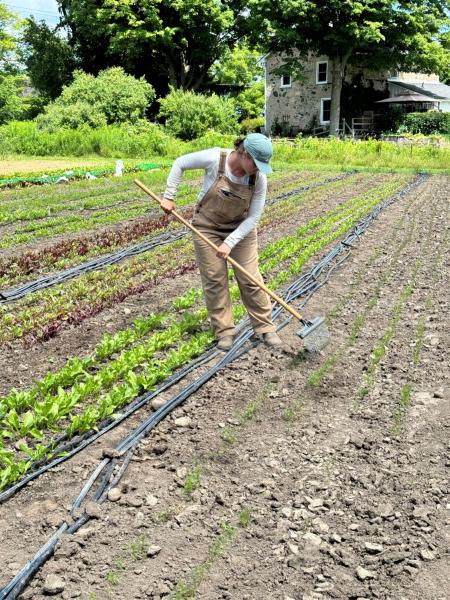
xmin=216 ymin=242 xmax=231 ymax=259
xmin=160 ymin=198 xmax=175 ymax=213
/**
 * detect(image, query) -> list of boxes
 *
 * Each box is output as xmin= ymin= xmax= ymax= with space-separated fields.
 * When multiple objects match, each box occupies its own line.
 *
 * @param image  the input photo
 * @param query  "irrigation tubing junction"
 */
xmin=0 ymin=173 xmax=427 ymax=600
xmin=0 ymin=172 xmax=355 ymax=303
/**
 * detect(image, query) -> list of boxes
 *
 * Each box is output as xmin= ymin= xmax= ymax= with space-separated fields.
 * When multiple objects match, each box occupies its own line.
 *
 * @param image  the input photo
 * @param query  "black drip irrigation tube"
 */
xmin=0 ymin=173 xmax=427 ymax=600
xmin=0 ymin=172 xmax=355 ymax=303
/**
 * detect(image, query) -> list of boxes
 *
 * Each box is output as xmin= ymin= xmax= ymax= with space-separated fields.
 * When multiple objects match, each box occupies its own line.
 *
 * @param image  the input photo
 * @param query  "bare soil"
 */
xmin=0 ymin=174 xmax=448 ymax=600
xmin=0 ymin=158 xmax=116 ymax=177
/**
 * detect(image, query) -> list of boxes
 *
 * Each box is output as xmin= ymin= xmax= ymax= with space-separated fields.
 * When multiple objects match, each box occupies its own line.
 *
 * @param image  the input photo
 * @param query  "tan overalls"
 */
xmin=191 ymin=150 xmax=274 ymax=339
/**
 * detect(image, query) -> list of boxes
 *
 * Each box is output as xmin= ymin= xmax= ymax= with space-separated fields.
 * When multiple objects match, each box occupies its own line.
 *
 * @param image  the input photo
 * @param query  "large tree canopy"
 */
xmin=248 ymin=0 xmax=450 ymax=135
xmin=57 ymin=0 xmax=247 ymax=96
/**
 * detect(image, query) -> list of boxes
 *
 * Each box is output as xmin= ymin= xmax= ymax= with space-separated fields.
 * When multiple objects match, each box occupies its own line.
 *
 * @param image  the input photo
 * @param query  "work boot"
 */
xmin=262 ymin=332 xmax=283 ymax=347
xmin=217 ymin=335 xmax=234 ymax=351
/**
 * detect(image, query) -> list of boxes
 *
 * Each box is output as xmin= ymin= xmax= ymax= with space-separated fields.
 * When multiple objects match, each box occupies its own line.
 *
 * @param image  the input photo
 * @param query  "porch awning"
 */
xmin=376 ymin=94 xmax=439 ymax=103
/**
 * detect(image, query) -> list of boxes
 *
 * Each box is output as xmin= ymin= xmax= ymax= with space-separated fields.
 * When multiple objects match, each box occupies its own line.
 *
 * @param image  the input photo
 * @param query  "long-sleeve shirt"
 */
xmin=163 ymin=147 xmax=267 ymax=249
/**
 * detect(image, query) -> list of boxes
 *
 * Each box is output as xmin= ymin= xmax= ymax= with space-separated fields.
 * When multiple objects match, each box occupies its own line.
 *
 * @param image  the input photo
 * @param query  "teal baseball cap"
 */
xmin=243 ymin=133 xmax=273 ymax=174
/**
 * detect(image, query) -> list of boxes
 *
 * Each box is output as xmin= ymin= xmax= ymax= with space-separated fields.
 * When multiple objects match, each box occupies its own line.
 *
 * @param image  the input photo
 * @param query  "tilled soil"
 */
xmin=0 ymin=175 xmax=448 ymax=600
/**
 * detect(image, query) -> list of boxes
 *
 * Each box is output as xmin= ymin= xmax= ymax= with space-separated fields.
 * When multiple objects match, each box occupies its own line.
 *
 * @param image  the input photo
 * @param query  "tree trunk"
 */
xmin=329 ymin=50 xmax=352 ymax=137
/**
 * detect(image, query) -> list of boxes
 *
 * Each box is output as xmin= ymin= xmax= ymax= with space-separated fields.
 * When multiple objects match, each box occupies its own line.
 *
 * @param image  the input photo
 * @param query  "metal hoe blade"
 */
xmin=297 ymin=316 xmax=330 ymax=352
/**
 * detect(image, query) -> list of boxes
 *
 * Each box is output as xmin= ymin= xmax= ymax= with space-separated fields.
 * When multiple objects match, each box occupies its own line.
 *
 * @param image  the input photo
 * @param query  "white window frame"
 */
xmin=316 ymin=61 xmax=328 ymax=84
xmin=320 ymin=98 xmax=331 ymax=124
xmin=280 ymin=74 xmax=292 ymax=88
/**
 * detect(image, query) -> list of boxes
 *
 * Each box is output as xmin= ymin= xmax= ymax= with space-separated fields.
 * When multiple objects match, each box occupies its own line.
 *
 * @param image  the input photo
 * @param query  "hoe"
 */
xmin=134 ymin=180 xmax=330 ymax=352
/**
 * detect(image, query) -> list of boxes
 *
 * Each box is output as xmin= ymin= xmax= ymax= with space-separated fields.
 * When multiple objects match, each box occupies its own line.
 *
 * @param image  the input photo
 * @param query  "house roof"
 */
xmin=387 ymin=79 xmax=450 ymax=100
xmin=376 ymin=93 xmax=440 ymax=103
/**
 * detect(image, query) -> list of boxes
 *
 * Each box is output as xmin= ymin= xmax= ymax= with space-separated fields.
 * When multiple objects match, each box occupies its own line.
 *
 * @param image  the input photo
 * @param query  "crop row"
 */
xmin=307 ymin=188 xmax=425 ymax=388
xmin=0 ymin=185 xmax=198 ymax=250
xmin=353 ymin=263 xmax=420 ymax=408
xmin=391 ymin=226 xmax=449 ymax=432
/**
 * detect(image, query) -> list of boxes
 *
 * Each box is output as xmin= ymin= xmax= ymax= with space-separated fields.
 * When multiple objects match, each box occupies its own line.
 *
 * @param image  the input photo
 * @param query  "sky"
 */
xmin=4 ymin=0 xmax=60 ymax=26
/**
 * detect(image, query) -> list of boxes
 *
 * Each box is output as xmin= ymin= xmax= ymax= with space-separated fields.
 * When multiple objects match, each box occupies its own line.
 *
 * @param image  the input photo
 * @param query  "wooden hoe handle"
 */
xmin=134 ymin=179 xmax=305 ymax=324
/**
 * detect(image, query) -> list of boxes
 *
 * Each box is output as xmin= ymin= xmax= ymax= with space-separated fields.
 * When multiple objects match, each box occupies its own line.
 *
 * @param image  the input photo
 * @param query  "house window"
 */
xmin=320 ymin=98 xmax=331 ymax=124
xmin=280 ymin=74 xmax=292 ymax=88
xmin=316 ymin=61 xmax=328 ymax=84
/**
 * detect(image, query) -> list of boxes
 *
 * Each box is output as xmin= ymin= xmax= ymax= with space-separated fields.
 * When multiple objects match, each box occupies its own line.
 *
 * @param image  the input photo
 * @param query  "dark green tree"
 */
xmin=248 ymin=0 xmax=450 ymax=135
xmin=21 ymin=18 xmax=77 ymax=100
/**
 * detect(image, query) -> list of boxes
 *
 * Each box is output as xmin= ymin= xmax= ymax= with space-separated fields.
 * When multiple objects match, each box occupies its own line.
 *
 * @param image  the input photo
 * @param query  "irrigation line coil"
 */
xmin=0 ymin=173 xmax=427 ymax=600
xmin=0 ymin=172 xmax=355 ymax=303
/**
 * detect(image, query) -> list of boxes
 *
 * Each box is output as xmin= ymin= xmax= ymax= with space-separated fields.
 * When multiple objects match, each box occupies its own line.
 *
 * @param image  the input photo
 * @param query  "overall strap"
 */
xmin=218 ymin=150 xmax=227 ymax=178
xmin=248 ymin=173 xmax=256 ymax=188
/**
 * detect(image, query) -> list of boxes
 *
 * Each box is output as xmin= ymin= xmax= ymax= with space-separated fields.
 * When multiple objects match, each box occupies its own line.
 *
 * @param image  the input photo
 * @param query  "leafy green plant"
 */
xmin=392 ymin=383 xmax=412 ymax=433
xmin=238 ymin=508 xmax=252 ymax=528
xmin=221 ymin=427 xmax=236 ymax=445
xmin=130 ymin=533 xmax=148 ymax=560
xmin=172 ymin=523 xmax=235 ymax=599
xmin=183 ymin=465 xmax=202 ymax=497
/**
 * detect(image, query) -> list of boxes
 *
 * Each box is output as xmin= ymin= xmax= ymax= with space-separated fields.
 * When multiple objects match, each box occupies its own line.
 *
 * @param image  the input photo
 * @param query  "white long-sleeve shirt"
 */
xmin=163 ymin=147 xmax=267 ymax=249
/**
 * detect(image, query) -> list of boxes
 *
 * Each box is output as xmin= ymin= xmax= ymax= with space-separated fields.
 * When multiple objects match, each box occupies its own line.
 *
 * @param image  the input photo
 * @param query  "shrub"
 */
xmin=240 ymin=116 xmax=264 ymax=134
xmin=399 ymin=111 xmax=450 ymax=135
xmin=36 ymin=102 xmax=107 ymax=132
xmin=35 ymin=67 xmax=155 ymax=131
xmin=158 ymin=88 xmax=239 ymax=140
xmin=0 ymin=75 xmax=28 ymax=124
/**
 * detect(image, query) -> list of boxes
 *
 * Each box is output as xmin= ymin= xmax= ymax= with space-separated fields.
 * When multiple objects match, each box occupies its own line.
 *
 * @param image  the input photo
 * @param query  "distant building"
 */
xmin=262 ymin=54 xmax=450 ymax=136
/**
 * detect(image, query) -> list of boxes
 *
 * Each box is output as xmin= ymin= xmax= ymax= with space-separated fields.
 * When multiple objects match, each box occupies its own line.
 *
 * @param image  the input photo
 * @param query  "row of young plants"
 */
xmin=351 ymin=183 xmax=443 ymax=411
xmin=259 ymin=172 xmax=386 ymax=231
xmin=0 ymin=190 xmax=196 ymax=250
xmin=353 ymin=261 xmax=421 ymax=409
xmin=0 ymin=173 xmax=378 ymax=344
xmin=266 ymin=176 xmax=410 ymax=291
xmin=0 ymin=166 xmax=177 ymax=209
xmin=260 ymin=175 xmax=406 ymax=270
xmin=0 ymin=309 xmax=209 ymax=438
xmin=0 ymin=170 xmax=327 ymax=287
xmin=0 ymin=285 xmax=203 ymax=422
xmin=0 ymin=175 xmax=414 ymax=475
xmin=306 ymin=184 xmax=426 ymax=389
xmin=0 ymin=244 xmax=197 ymax=345
xmin=391 ymin=226 xmax=449 ymax=433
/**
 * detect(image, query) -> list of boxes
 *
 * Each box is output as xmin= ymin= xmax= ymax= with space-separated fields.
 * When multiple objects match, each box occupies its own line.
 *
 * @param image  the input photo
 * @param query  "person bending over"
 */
xmin=161 ymin=133 xmax=282 ymax=351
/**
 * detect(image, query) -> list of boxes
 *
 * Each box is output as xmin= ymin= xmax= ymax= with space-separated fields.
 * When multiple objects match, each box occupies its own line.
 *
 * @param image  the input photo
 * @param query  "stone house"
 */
xmin=262 ymin=53 xmax=450 ymax=136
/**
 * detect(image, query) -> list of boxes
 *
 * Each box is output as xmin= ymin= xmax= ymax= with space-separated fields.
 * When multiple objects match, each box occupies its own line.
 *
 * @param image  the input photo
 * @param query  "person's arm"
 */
xmin=222 ymin=175 xmax=267 ymax=250
xmin=162 ymin=148 xmax=220 ymax=209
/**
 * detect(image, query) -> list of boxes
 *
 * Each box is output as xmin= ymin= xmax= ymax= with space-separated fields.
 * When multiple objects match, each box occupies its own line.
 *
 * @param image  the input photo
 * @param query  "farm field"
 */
xmin=0 ymin=164 xmax=448 ymax=600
